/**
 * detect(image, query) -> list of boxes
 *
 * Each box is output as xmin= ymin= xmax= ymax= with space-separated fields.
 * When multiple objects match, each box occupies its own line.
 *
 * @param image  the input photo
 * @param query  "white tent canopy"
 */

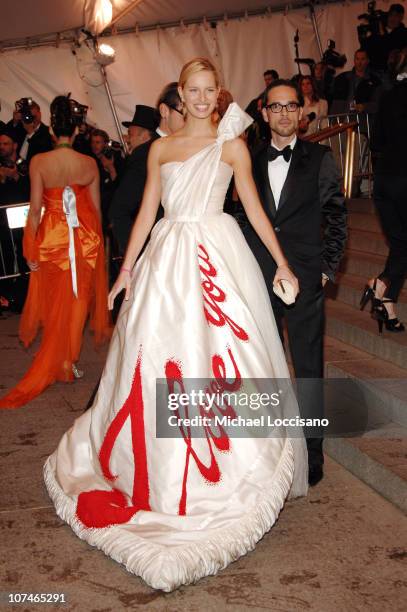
xmin=0 ymin=1 xmax=390 ymax=139
xmin=0 ymin=0 xmax=307 ymax=43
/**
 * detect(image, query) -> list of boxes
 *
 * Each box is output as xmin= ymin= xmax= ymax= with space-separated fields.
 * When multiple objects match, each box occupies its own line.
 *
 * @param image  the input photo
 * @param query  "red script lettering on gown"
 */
xmin=76 ymin=352 xmax=150 ymax=528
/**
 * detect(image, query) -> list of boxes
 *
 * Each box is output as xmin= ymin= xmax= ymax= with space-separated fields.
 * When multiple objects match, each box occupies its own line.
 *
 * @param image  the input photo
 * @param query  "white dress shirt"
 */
xmin=267 ymin=136 xmax=297 ymax=209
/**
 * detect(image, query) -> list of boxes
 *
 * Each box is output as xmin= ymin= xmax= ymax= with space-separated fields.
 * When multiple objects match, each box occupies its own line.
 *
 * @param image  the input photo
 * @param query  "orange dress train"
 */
xmin=0 ymin=184 xmax=111 ymax=409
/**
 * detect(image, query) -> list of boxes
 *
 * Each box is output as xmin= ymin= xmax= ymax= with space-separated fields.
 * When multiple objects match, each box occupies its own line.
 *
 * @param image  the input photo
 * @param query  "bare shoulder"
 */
xmin=150 ymin=133 xmax=184 ymax=162
xmin=148 ymin=137 xmax=167 ymax=161
xmin=222 ymin=137 xmax=250 ymax=167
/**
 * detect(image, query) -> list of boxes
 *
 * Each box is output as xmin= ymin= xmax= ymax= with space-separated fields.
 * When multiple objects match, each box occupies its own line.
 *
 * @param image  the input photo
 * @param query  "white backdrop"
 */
xmin=0 ymin=1 xmax=391 ymax=139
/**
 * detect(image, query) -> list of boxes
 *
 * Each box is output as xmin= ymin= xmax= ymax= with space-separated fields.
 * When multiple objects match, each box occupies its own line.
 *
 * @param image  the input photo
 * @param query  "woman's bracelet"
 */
xmin=121 ymin=266 xmax=131 ymax=274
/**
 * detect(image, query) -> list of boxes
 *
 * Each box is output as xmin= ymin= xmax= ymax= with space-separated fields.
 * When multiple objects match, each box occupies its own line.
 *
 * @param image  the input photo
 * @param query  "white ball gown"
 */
xmin=44 ymin=103 xmax=308 ymax=592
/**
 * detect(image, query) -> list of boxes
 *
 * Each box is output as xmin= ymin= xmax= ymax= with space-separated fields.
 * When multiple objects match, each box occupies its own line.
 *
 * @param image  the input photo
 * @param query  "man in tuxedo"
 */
xmin=242 ymin=79 xmax=347 ymax=486
xmin=109 ymin=105 xmax=159 ymax=254
xmin=17 ymin=101 xmax=53 ymax=164
xmin=110 ymin=86 xmax=184 ymax=255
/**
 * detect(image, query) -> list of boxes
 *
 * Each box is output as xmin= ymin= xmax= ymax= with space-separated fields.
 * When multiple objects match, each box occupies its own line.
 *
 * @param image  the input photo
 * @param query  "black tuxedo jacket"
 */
xmin=25 ymin=123 xmax=53 ymax=163
xmin=241 ymin=139 xmax=347 ymax=288
xmin=109 ymin=133 xmax=160 ymax=254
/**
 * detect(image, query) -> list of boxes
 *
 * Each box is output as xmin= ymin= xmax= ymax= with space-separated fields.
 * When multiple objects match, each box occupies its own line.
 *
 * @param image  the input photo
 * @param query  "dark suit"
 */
xmin=240 ymin=139 xmax=347 ymax=466
xmin=20 ymin=123 xmax=53 ymax=164
xmin=370 ymin=79 xmax=407 ymax=302
xmin=109 ymin=134 xmax=160 ymax=254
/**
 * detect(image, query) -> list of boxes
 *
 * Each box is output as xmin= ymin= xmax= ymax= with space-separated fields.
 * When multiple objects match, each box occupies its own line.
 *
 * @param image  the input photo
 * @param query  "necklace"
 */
xmin=55 ymin=143 xmax=73 ymax=149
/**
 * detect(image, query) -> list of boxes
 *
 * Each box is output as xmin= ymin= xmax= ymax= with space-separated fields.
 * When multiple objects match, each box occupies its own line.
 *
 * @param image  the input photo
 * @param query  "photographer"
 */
xmin=90 ymin=129 xmax=123 ymax=234
xmin=330 ymin=49 xmax=381 ymax=115
xmin=387 ymin=4 xmax=407 ymax=55
xmin=0 ymin=128 xmax=30 ymax=311
xmin=16 ymin=99 xmax=53 ymax=163
xmin=0 ymin=128 xmax=30 ymax=204
xmin=360 ymin=3 xmax=407 ymax=72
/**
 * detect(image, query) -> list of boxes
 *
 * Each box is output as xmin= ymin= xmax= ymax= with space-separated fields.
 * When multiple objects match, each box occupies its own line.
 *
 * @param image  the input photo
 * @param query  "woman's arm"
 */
xmin=87 ymin=158 xmax=102 ymax=223
xmin=25 ymin=156 xmax=44 ymax=270
xmin=108 ymin=140 xmax=162 ymax=309
xmin=228 ymin=138 xmax=299 ymax=294
xmin=27 ymin=156 xmax=43 ymax=235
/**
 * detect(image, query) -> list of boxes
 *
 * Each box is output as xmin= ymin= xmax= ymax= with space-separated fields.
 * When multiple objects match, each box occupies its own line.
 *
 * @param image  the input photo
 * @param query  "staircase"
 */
xmin=324 ymin=198 xmax=407 ymax=513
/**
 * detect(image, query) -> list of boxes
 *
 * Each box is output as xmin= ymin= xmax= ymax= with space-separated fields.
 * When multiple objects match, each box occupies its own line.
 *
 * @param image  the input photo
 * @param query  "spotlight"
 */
xmin=95 ymin=43 xmax=115 ymax=66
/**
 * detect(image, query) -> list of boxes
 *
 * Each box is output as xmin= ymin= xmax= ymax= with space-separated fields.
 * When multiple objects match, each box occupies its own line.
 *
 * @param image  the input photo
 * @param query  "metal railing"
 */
xmin=303 ymin=112 xmax=374 ymax=198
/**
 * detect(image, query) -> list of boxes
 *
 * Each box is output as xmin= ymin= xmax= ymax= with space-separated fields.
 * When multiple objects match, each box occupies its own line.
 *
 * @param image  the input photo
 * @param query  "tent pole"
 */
xmin=100 ymin=65 xmax=128 ymax=152
xmin=108 ymin=0 xmax=145 ymax=30
xmin=308 ymin=1 xmax=323 ymax=58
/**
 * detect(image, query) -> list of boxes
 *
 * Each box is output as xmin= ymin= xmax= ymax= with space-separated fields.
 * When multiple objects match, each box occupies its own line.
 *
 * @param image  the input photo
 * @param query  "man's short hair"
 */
xmin=389 ymin=3 xmax=404 ymax=15
xmin=264 ymin=69 xmax=279 ymax=80
xmin=156 ymin=82 xmax=181 ymax=110
xmin=91 ymin=128 xmax=109 ymax=142
xmin=355 ymin=48 xmax=368 ymax=56
xmin=0 ymin=127 xmax=18 ymax=142
xmin=262 ymin=79 xmax=304 ymax=108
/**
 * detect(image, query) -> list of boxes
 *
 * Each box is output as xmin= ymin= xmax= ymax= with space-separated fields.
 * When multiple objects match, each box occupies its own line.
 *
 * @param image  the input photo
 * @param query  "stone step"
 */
xmin=340 ymin=249 xmax=385 ymax=277
xmin=324 ymin=335 xmax=407 ymax=427
xmin=329 ymin=272 xmax=407 ymax=321
xmin=347 ymin=228 xmax=388 ymax=257
xmin=325 ymin=424 xmax=407 ymax=514
xmin=325 ymin=299 xmax=407 ymax=369
xmin=347 ymin=198 xmax=376 ymax=215
xmin=348 ymin=211 xmax=382 ymax=233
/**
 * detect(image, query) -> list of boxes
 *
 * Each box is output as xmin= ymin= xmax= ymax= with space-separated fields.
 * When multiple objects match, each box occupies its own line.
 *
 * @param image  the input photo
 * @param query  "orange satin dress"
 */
xmin=0 ymin=184 xmax=111 ymax=409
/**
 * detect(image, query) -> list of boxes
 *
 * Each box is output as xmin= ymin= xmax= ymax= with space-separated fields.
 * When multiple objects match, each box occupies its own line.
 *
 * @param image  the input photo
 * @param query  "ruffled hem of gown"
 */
xmin=43 ymin=438 xmax=295 ymax=592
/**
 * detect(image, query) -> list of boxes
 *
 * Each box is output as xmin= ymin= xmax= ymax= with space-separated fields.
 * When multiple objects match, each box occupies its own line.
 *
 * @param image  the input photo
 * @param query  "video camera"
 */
xmin=68 ymin=96 xmax=89 ymax=127
xmin=15 ymin=97 xmax=36 ymax=124
xmin=322 ymin=40 xmax=347 ymax=69
xmin=357 ymin=0 xmax=388 ymax=42
xmin=102 ymin=139 xmax=123 ymax=159
xmin=294 ymin=38 xmax=346 ymax=73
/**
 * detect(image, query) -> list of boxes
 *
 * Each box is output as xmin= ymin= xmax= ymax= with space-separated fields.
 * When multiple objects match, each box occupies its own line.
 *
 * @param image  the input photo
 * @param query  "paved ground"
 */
xmin=1 ymin=313 xmax=407 ymax=612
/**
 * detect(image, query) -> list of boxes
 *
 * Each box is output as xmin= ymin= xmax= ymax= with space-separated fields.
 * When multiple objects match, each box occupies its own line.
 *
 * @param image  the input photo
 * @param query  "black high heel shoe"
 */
xmin=380 ymin=299 xmax=405 ymax=333
xmin=360 ymin=278 xmax=378 ymax=312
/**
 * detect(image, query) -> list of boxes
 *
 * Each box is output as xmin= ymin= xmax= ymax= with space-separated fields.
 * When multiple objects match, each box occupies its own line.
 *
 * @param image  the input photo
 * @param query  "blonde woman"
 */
xmin=44 ymin=58 xmax=308 ymax=591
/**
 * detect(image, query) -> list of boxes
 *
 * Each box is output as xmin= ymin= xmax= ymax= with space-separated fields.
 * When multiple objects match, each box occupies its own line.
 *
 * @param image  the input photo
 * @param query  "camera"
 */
xmin=357 ymin=0 xmax=388 ymax=42
xmin=294 ymin=38 xmax=346 ymax=73
xmin=68 ymin=98 xmax=89 ymax=126
xmin=102 ymin=139 xmax=122 ymax=159
xmin=15 ymin=97 xmax=35 ymax=124
xmin=322 ymin=40 xmax=347 ymax=69
xmin=0 ymin=157 xmax=28 ymax=177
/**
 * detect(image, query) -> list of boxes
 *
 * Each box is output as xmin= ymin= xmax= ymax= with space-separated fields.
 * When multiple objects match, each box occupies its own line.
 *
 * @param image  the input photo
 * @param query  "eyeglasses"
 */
xmin=168 ymin=105 xmax=183 ymax=116
xmin=265 ymin=102 xmax=300 ymax=113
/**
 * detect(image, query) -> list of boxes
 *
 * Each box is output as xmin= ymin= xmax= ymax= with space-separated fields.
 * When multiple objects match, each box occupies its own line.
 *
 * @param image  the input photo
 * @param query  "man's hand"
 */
xmin=0 ymin=165 xmax=18 ymax=182
xmin=100 ymin=155 xmax=117 ymax=180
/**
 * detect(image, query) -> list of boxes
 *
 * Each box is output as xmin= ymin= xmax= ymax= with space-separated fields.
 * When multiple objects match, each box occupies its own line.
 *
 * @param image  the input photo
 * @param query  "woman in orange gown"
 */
xmin=0 ymin=96 xmax=111 ymax=409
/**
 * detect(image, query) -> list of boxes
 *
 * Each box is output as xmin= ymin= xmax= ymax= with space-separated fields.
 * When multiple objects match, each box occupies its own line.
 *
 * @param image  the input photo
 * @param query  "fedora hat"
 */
xmin=122 ymin=104 xmax=158 ymax=130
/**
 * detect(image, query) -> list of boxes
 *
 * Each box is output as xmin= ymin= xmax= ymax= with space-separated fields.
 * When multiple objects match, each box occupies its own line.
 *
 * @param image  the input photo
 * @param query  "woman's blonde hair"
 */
xmin=178 ymin=57 xmax=220 ymax=89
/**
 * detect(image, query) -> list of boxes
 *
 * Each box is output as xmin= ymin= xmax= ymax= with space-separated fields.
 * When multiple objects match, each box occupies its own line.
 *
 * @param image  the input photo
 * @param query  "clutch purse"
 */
xmin=273 ymin=279 xmax=296 ymax=305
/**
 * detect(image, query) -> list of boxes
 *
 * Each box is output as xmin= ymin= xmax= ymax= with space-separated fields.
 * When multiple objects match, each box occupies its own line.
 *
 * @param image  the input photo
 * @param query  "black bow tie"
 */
xmin=267 ymin=145 xmax=292 ymax=163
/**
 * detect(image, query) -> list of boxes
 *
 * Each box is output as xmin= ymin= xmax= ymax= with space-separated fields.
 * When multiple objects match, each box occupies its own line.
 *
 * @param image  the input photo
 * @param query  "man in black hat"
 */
xmin=109 ymin=105 xmax=159 ymax=254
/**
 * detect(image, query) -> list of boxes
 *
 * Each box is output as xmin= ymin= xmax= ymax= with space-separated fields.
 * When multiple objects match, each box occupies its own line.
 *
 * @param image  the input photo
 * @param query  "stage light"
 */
xmin=95 ymin=43 xmax=116 ymax=66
